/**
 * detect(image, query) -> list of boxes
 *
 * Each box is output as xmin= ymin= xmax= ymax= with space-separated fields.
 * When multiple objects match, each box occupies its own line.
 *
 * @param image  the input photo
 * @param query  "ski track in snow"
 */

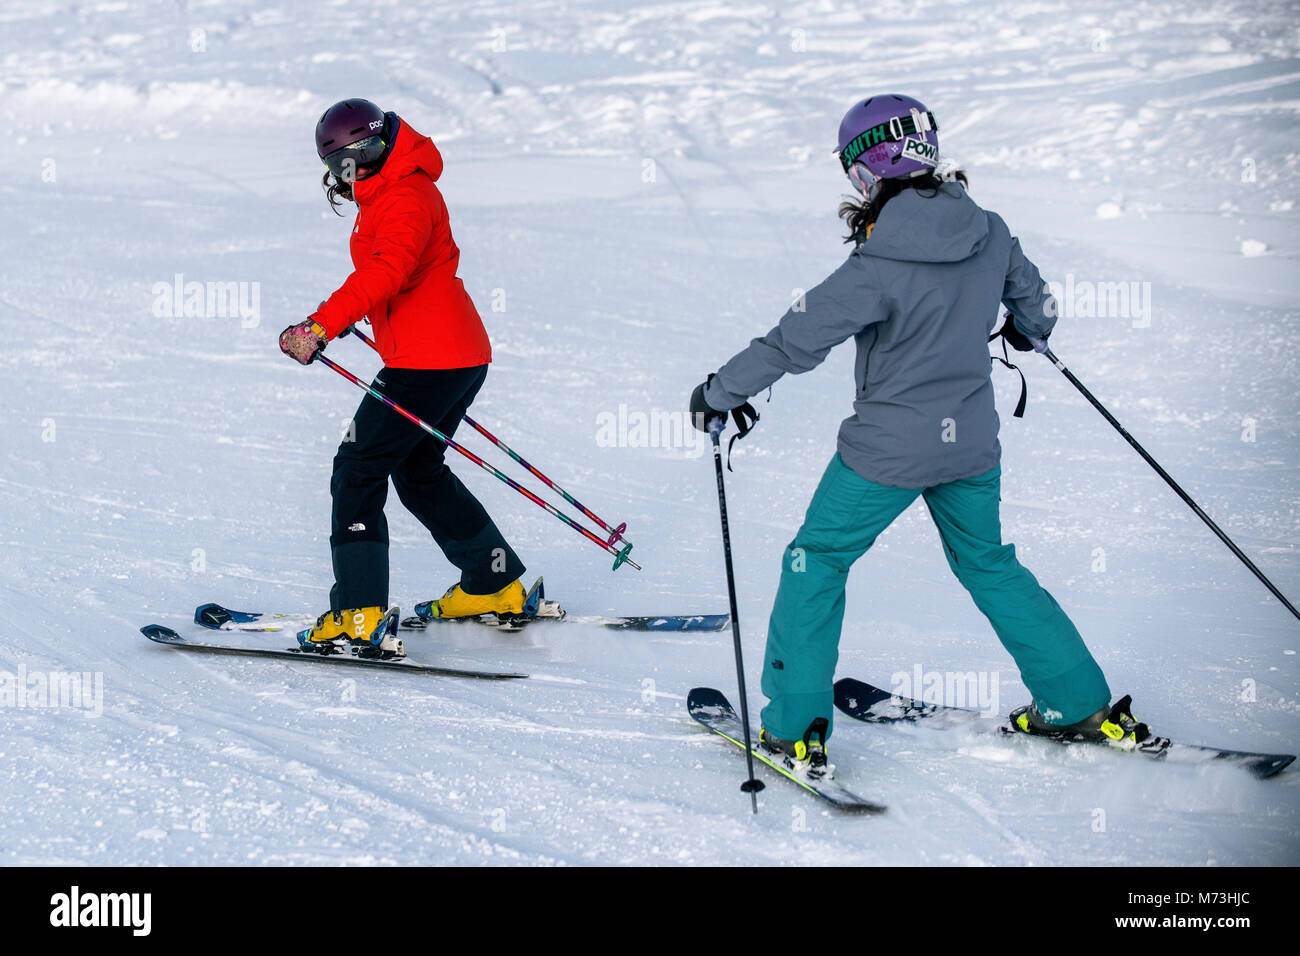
xmin=0 ymin=0 xmax=1297 ymax=865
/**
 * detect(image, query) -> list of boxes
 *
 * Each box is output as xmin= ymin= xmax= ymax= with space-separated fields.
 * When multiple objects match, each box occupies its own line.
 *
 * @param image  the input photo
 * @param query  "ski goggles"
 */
xmin=321 ymin=135 xmax=387 ymax=181
xmin=846 ymin=159 xmax=882 ymax=199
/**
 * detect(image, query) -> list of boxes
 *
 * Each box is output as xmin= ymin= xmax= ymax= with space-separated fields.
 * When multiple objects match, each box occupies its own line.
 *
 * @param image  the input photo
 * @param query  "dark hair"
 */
xmin=322 ymin=171 xmax=354 ymax=214
xmin=839 ymin=168 xmax=969 ymax=244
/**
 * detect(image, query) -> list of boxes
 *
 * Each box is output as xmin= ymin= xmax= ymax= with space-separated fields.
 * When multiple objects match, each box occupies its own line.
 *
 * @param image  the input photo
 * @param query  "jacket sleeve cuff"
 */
xmin=703 ymin=374 xmax=748 ymax=411
xmin=310 ymin=302 xmax=348 ymax=340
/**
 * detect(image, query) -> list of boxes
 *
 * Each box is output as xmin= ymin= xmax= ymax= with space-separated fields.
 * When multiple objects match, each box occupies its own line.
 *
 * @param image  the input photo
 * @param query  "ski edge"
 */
xmin=140 ymin=625 xmax=528 ymax=680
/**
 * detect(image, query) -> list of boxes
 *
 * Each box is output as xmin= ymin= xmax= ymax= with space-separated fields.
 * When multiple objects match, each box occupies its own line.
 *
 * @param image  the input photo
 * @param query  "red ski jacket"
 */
xmin=311 ymin=118 xmax=491 ymax=370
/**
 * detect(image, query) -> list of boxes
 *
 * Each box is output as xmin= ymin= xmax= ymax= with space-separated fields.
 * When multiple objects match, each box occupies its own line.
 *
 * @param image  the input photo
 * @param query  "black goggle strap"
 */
xmin=838 ymin=109 xmax=939 ymax=171
xmin=988 ymin=333 xmax=1028 ymax=419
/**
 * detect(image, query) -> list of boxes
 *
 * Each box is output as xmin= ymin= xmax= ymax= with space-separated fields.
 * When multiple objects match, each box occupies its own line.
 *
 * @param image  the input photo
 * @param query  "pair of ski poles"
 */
xmin=316 ymin=325 xmax=638 ymax=572
xmin=708 ymin=335 xmax=1300 ymax=813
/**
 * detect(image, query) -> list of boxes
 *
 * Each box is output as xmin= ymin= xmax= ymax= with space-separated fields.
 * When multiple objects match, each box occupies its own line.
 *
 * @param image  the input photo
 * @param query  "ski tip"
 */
xmin=656 ymin=614 xmax=729 ymax=631
xmin=194 ymin=603 xmax=230 ymax=628
xmin=1247 ymin=753 xmax=1296 ymax=779
xmin=600 ymin=614 xmax=729 ymax=631
xmin=687 ymin=686 xmax=730 ymax=714
xmin=141 ymin=624 xmax=183 ymax=643
xmin=840 ymin=800 xmax=889 ymax=816
xmin=832 ymin=676 xmax=889 ymax=710
xmin=194 ymin=603 xmax=261 ymax=629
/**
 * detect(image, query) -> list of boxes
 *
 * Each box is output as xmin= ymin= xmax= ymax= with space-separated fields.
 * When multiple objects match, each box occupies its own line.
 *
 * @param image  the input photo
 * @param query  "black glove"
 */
xmin=690 ymin=374 xmax=761 ymax=471
xmin=690 ymin=376 xmax=727 ymax=433
xmin=997 ymin=315 xmax=1040 ymax=352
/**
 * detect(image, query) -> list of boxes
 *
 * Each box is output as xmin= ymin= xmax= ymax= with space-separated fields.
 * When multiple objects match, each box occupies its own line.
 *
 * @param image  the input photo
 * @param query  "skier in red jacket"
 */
xmin=280 ymin=98 xmax=526 ymax=650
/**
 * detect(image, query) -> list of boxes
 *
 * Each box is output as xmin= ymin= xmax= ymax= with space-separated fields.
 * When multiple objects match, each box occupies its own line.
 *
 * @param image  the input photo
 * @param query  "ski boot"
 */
xmin=759 ymin=717 xmax=835 ymax=780
xmin=296 ymin=606 xmax=405 ymax=658
xmin=1010 ymin=695 xmax=1169 ymax=754
xmin=417 ymin=577 xmax=564 ymax=629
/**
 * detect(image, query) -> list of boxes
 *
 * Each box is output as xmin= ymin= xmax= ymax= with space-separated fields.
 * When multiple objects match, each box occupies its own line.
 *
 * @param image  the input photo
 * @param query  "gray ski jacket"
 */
xmin=703 ymin=181 xmax=1057 ymax=489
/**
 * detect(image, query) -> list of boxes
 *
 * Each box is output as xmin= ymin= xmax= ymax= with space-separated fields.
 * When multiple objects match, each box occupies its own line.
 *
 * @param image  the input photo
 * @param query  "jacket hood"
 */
xmin=354 ymin=114 xmax=444 ymax=202
xmin=860 ymin=181 xmax=989 ymax=264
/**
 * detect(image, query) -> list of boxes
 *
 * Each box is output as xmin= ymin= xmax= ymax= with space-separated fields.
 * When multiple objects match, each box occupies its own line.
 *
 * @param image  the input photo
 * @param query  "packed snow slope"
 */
xmin=1 ymin=0 xmax=1297 ymax=865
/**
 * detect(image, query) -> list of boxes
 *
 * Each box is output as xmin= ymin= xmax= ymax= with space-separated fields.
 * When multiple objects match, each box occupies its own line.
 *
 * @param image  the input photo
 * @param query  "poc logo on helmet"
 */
xmin=369 ymin=119 xmax=383 ymax=130
xmin=901 ymin=137 xmax=938 ymax=166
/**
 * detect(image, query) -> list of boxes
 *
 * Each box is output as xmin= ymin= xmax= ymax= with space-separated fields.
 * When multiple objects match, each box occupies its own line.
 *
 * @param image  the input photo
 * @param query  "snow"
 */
xmin=1 ymin=0 xmax=1297 ymax=866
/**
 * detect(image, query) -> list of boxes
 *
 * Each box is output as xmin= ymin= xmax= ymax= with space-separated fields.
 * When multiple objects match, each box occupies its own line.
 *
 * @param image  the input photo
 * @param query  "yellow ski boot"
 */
xmin=296 ymin=606 xmax=404 ymax=657
xmin=427 ymin=579 xmax=528 ymax=619
xmin=416 ymin=577 xmax=565 ymax=629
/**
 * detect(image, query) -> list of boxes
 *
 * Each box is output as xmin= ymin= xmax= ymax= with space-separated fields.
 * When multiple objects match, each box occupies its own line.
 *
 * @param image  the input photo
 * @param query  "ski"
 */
xmin=141 ymin=624 xmax=528 ymax=680
xmin=413 ymin=577 xmax=727 ymax=632
xmin=412 ymin=611 xmax=730 ymax=633
xmin=688 ymin=687 xmax=886 ymax=814
xmin=198 ymin=578 xmax=727 ymax=636
xmin=834 ymin=677 xmax=1295 ymax=779
xmin=196 ymin=601 xmax=727 ymax=635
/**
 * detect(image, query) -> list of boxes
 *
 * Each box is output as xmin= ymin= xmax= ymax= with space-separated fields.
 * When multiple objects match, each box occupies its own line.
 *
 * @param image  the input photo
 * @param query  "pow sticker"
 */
xmin=901 ymin=137 xmax=939 ymax=166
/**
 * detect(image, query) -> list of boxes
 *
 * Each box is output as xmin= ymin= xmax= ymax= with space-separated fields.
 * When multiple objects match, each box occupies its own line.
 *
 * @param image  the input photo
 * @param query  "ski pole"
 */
xmin=1031 ymin=336 xmax=1299 ymax=623
xmin=316 ymin=353 xmax=639 ymax=572
xmin=344 ymin=324 xmax=633 ymax=550
xmin=708 ymin=417 xmax=765 ymax=812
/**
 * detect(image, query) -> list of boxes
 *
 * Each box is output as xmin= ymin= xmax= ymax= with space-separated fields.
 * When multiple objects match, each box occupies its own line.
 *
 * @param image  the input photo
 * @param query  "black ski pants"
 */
xmin=329 ymin=364 xmax=525 ymax=610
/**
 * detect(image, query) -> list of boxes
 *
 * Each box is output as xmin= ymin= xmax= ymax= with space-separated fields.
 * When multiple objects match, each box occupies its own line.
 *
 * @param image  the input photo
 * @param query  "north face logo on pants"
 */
xmin=348 ymin=522 xmax=366 ymax=532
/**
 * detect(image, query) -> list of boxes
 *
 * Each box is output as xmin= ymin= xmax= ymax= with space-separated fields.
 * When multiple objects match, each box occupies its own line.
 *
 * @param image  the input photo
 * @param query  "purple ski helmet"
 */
xmin=835 ymin=94 xmax=939 ymax=198
xmin=316 ymin=98 xmax=391 ymax=181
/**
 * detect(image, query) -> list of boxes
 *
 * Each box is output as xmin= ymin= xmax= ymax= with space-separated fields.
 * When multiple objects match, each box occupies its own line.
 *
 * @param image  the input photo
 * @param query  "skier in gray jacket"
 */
xmin=690 ymin=95 xmax=1138 ymax=776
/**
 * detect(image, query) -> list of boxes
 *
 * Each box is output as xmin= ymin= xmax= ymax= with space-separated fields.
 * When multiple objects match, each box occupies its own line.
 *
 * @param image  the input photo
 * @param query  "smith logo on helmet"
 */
xmin=901 ymin=137 xmax=939 ymax=166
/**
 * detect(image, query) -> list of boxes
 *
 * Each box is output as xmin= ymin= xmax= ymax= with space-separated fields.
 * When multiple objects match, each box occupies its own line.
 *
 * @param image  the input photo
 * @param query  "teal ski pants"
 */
xmin=760 ymin=454 xmax=1110 ymax=741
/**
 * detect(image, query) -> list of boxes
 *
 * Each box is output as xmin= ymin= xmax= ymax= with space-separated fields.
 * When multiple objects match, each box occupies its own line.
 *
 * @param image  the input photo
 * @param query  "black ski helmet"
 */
xmin=316 ymin=98 xmax=392 ymax=180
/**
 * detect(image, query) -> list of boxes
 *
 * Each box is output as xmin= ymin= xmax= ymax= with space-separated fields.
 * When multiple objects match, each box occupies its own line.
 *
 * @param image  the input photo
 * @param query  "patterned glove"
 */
xmin=279 ymin=320 xmax=327 ymax=365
